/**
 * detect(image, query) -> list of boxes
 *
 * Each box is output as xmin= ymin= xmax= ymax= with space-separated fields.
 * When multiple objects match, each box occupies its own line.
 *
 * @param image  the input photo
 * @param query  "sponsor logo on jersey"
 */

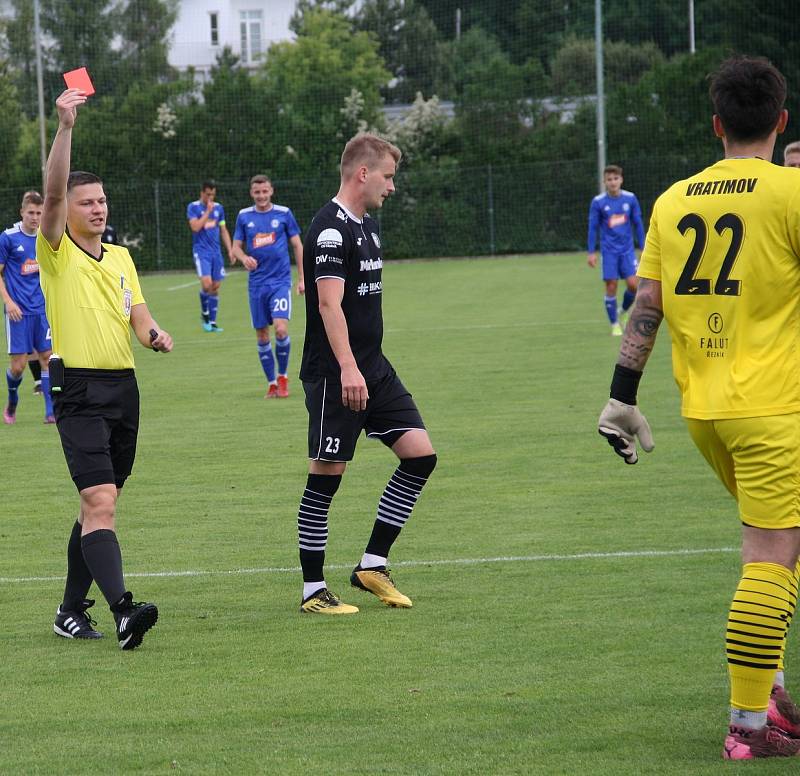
xmin=204 ymin=219 xmax=218 ymax=229
xmin=686 ymin=178 xmax=758 ymax=196
xmin=316 ymin=254 xmax=343 ymax=265
xmin=336 ymin=209 xmax=348 ymax=222
xmin=371 ymin=232 xmax=381 ymax=248
xmin=253 ymin=232 xmax=276 ymax=248
xmin=21 ymin=258 xmax=39 ymax=275
xmin=357 ymin=280 xmax=383 ymax=296
xmin=122 ymin=288 xmax=132 ymax=317
xmin=609 ymin=213 xmax=628 ymax=228
xmin=360 ymin=258 xmax=383 ymax=272
xmin=317 ymin=228 xmax=343 ymax=248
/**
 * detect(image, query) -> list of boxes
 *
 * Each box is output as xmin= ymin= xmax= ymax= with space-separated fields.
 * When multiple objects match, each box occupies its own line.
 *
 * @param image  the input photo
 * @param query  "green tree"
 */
xmin=0 ymin=62 xmax=24 ymax=179
xmin=449 ymin=27 xmax=544 ymax=165
xmin=4 ymin=0 xmax=43 ymax=117
xmin=356 ymin=0 xmax=449 ymax=103
xmin=261 ymin=9 xmax=390 ymax=176
xmin=116 ymin=0 xmax=179 ymax=89
xmin=550 ymin=37 xmax=664 ymax=95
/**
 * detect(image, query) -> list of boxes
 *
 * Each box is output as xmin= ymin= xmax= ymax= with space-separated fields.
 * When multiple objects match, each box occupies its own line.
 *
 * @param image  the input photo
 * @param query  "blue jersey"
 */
xmin=233 ymin=204 xmax=301 ymax=286
xmin=587 ymin=190 xmax=645 ymax=255
xmin=187 ymin=200 xmax=226 ymax=258
xmin=0 ymin=222 xmax=44 ymax=315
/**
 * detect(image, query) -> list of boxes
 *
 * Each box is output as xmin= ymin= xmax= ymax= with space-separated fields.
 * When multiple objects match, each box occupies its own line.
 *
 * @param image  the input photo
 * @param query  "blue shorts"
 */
xmin=249 ymin=283 xmax=292 ymax=329
xmin=194 ymin=252 xmax=226 ymax=282
xmin=6 ymin=312 xmax=51 ymax=355
xmin=601 ymin=250 xmax=638 ymax=281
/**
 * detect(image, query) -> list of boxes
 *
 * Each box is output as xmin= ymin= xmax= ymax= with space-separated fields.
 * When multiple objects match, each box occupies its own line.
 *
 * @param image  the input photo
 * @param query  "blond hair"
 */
xmin=784 ymin=141 xmax=800 ymax=161
xmin=340 ymin=133 xmax=401 ymax=179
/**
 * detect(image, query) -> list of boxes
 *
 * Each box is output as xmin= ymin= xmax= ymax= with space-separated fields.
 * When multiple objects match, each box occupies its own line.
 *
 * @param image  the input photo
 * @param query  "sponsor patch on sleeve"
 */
xmin=317 ymin=228 xmax=343 ymax=249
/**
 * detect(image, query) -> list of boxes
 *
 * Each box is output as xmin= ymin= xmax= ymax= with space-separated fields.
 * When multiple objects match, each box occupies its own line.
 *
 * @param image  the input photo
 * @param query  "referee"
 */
xmin=40 ymin=88 xmax=173 ymax=650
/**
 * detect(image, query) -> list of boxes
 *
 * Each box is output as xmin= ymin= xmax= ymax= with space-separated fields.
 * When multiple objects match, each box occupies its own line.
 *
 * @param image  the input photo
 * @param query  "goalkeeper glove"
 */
xmin=598 ymin=364 xmax=654 ymax=465
xmin=598 ymin=399 xmax=654 ymax=464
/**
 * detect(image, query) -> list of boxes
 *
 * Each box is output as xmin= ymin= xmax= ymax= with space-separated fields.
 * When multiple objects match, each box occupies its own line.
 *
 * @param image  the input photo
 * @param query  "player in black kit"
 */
xmin=296 ymin=133 xmax=437 ymax=614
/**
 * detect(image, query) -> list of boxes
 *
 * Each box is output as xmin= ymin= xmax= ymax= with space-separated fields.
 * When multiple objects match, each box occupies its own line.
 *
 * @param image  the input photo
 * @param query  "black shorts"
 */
xmin=53 ymin=368 xmax=140 ymax=492
xmin=304 ymin=370 xmax=426 ymax=461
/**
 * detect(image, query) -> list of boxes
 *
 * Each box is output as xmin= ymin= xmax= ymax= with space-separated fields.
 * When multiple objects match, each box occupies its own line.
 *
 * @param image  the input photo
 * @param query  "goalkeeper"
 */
xmin=598 ymin=56 xmax=800 ymax=760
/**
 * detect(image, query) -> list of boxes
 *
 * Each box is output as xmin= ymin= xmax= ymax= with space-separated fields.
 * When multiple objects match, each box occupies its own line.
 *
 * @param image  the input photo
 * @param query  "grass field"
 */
xmin=0 ymin=254 xmax=780 ymax=774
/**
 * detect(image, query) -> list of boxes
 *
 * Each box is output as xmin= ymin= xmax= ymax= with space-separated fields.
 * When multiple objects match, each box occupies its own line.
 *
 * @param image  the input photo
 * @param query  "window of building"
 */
xmin=209 ymin=12 xmax=219 ymax=46
xmin=240 ymin=10 xmax=263 ymax=64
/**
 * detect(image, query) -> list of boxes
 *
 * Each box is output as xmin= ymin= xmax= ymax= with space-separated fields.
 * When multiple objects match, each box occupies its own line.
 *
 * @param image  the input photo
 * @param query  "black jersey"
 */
xmin=300 ymin=199 xmax=391 ymax=382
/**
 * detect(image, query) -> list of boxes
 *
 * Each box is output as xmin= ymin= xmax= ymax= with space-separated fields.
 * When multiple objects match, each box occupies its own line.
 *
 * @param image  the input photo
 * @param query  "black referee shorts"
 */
xmin=304 ymin=369 xmax=426 ymax=462
xmin=53 ymin=368 xmax=140 ymax=492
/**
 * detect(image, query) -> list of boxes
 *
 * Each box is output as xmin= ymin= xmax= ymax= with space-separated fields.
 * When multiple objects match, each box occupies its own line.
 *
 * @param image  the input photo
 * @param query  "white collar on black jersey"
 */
xmin=331 ymin=197 xmax=364 ymax=224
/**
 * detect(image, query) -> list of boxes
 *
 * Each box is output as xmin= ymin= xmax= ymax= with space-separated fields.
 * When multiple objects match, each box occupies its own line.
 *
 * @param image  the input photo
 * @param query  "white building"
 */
xmin=168 ymin=0 xmax=296 ymax=79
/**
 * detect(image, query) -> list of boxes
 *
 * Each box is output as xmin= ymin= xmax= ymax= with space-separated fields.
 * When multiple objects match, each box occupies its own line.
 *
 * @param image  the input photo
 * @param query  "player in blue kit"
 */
xmin=587 ymin=165 xmax=645 ymax=335
xmin=187 ymin=180 xmax=233 ymax=332
xmin=0 ymin=191 xmax=55 ymax=424
xmin=232 ymin=175 xmax=304 ymax=398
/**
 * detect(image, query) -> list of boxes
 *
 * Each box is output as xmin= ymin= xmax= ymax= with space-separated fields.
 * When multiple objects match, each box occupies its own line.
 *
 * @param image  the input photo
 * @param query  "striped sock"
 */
xmin=364 ymin=454 xmax=437 ymax=560
xmin=727 ymin=562 xmax=794 ymax=716
xmin=777 ymin=559 xmax=800 ymax=675
xmin=298 ymin=474 xmax=341 ymax=587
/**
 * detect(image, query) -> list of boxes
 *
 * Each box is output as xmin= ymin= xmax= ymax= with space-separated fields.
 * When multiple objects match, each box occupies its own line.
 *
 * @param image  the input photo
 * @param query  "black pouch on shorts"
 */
xmin=49 ymin=355 xmax=64 ymax=393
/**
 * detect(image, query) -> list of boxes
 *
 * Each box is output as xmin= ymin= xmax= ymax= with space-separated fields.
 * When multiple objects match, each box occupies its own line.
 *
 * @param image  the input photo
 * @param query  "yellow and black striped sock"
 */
xmin=727 ymin=562 xmax=794 ymax=712
xmin=776 ymin=559 xmax=800 ymax=677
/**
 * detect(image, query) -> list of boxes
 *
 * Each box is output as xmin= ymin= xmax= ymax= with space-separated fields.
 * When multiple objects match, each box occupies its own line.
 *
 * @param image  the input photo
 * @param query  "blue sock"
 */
xmin=6 ymin=369 xmax=22 ymax=407
xmin=276 ymin=336 xmax=291 ymax=376
xmin=622 ymin=289 xmax=636 ymax=311
xmin=258 ymin=342 xmax=276 ymax=383
xmin=199 ymin=291 xmax=209 ymax=322
xmin=41 ymin=371 xmax=53 ymax=416
xmin=604 ymin=295 xmax=618 ymax=324
xmin=208 ymin=294 xmax=219 ymax=324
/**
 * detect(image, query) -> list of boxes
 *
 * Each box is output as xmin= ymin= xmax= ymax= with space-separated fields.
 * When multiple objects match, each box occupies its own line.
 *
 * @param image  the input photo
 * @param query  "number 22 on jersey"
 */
xmin=675 ymin=212 xmax=744 ymax=296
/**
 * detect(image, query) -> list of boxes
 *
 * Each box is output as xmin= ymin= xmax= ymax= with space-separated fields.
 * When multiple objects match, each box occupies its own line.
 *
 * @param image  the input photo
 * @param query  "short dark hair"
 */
xmin=201 ymin=180 xmax=216 ymax=191
xmin=709 ymin=56 xmax=786 ymax=143
xmin=250 ymin=174 xmax=272 ymax=186
xmin=604 ymin=165 xmax=623 ymax=177
xmin=21 ymin=190 xmax=43 ymax=207
xmin=67 ymin=171 xmax=103 ymax=191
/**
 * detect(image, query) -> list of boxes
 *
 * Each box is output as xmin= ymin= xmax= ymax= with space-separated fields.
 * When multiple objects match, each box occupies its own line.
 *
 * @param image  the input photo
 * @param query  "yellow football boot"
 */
xmin=299 ymin=588 xmax=359 ymax=615
xmin=350 ymin=567 xmax=412 ymax=608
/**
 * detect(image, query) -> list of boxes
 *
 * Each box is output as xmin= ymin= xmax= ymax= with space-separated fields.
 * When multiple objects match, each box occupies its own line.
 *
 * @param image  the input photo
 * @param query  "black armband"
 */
xmin=609 ymin=364 xmax=642 ymax=405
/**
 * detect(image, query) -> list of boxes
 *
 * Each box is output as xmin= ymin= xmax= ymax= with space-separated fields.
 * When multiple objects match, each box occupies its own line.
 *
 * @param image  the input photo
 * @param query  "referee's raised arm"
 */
xmin=41 ymin=89 xmax=87 ymax=250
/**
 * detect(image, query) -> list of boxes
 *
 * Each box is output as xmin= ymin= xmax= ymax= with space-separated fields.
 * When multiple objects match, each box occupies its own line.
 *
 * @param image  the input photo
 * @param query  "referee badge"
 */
xmin=122 ymin=287 xmax=132 ymax=317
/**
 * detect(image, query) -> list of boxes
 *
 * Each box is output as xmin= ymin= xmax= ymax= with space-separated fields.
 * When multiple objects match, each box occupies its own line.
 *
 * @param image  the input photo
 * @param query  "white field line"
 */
xmin=167 ymin=280 xmax=200 ymax=291
xmin=0 ymin=547 xmax=738 ymax=585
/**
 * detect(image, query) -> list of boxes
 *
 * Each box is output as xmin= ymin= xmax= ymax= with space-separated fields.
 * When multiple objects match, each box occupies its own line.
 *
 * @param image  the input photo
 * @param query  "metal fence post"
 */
xmin=154 ymin=180 xmax=162 ymax=270
xmin=487 ymin=163 xmax=496 ymax=256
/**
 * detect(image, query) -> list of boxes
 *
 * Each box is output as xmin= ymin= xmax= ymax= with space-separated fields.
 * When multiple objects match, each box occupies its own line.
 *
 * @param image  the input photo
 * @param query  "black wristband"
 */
xmin=609 ymin=364 xmax=642 ymax=405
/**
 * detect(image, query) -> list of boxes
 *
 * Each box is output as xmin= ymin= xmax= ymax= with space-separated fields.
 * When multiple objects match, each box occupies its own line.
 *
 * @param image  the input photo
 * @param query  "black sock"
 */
xmin=28 ymin=358 xmax=41 ymax=382
xmin=365 ymin=454 xmax=437 ymax=558
xmin=81 ymin=529 xmax=126 ymax=607
xmin=62 ymin=521 xmax=93 ymax=611
xmin=298 ymin=473 xmax=341 ymax=583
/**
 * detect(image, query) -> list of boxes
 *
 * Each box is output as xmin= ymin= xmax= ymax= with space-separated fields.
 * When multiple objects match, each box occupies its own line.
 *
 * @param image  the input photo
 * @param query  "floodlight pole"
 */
xmin=689 ymin=0 xmax=696 ymax=54
xmin=595 ymin=0 xmax=606 ymax=192
xmin=34 ymin=0 xmax=47 ymax=188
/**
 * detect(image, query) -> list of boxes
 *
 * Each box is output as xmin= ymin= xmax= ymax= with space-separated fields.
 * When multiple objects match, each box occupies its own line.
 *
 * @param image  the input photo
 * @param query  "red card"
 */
xmin=62 ymin=67 xmax=95 ymax=96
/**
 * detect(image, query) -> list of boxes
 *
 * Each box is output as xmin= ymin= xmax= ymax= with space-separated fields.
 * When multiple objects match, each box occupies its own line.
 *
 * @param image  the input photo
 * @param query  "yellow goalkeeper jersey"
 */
xmin=638 ymin=157 xmax=800 ymax=419
xmin=37 ymin=231 xmax=145 ymax=370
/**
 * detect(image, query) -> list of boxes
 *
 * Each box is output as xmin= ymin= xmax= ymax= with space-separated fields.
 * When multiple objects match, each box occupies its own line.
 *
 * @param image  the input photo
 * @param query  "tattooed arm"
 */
xmin=617 ymin=278 xmax=664 ymax=371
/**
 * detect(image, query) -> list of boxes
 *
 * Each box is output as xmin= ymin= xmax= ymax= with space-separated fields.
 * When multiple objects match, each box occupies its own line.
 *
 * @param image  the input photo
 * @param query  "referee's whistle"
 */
xmin=149 ymin=329 xmax=159 ymax=352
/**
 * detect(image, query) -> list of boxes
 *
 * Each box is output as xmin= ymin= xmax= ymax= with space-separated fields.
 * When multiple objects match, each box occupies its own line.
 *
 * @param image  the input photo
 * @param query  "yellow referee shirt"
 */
xmin=639 ymin=157 xmax=800 ymax=419
xmin=36 ymin=231 xmax=145 ymax=369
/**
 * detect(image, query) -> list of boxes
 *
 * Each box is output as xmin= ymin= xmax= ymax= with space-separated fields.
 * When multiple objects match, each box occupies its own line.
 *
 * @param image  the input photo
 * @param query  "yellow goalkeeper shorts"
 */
xmin=685 ymin=412 xmax=800 ymax=529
